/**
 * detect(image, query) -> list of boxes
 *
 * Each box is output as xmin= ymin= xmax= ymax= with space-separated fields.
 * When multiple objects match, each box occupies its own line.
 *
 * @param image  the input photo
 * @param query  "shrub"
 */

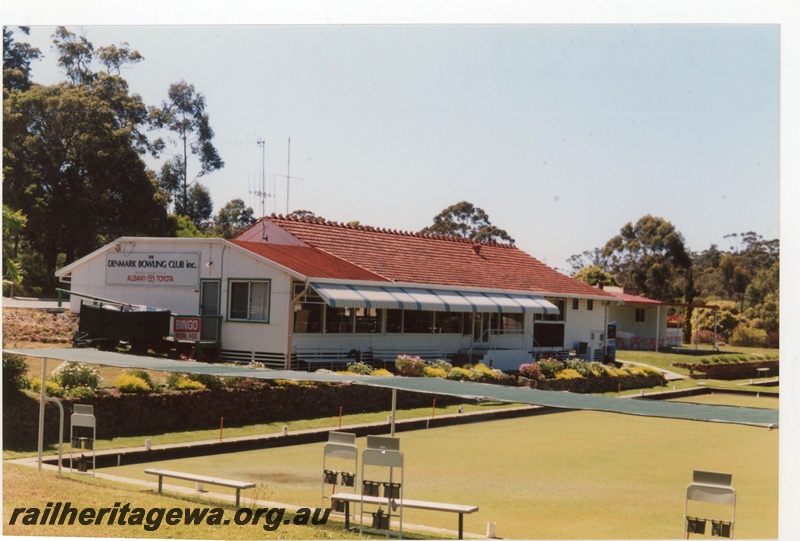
xmin=52 ymin=362 xmax=100 ymax=390
xmin=395 ymin=355 xmax=426 ymax=377
xmin=491 ymin=368 xmax=513 ymax=385
xmin=171 ymin=377 xmax=206 ymax=391
xmin=767 ymin=331 xmax=779 ymax=348
xmin=114 ymin=374 xmax=151 ymax=393
xmin=692 ymin=329 xmax=724 ymax=345
xmin=370 ymin=368 xmax=393 ymax=377
xmin=469 ymin=363 xmax=496 ymax=381
xmin=555 ymin=368 xmax=583 ymax=380
xmin=187 ymin=373 xmax=223 ymax=390
xmin=65 ymin=386 xmax=96 ymax=399
xmin=121 ymin=369 xmax=158 ymax=390
xmin=537 ymin=358 xmax=564 ymax=379
xmin=602 ymin=366 xmax=626 ymax=378
xmin=423 ymin=366 xmax=448 ymax=378
xmin=166 ymin=372 xmax=219 ymax=390
xmin=3 ymin=354 xmax=29 ymax=394
xmin=730 ymin=325 xmax=769 ymax=347
xmin=29 ymin=376 xmax=62 ymax=397
xmin=446 ymin=367 xmax=472 ymax=381
xmin=518 ymin=363 xmax=542 ymax=380
xmin=273 ymin=378 xmax=302 ymax=386
xmin=346 ymin=361 xmax=374 ymax=375
xmin=565 ymin=360 xmax=596 ymax=377
xmin=586 ymin=362 xmax=608 ymax=377
xmin=428 ymin=359 xmax=453 ymax=372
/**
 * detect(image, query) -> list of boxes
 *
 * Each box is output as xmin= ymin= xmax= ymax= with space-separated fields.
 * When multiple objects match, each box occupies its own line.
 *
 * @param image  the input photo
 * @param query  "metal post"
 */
xmin=37 ymin=357 xmax=47 ymax=473
xmin=286 ymin=282 xmax=310 ymax=370
xmin=391 ymin=389 xmax=397 ymax=436
xmin=44 ymin=397 xmax=64 ymax=476
xmin=655 ymin=306 xmax=661 ymax=352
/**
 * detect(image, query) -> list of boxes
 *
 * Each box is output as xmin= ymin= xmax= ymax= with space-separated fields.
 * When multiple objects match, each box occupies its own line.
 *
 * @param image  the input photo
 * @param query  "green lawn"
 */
xmin=615 ymin=345 xmax=778 ymax=376
xmin=4 ymin=461 xmax=446 ymax=539
xmin=100 ymin=401 xmax=778 ymax=540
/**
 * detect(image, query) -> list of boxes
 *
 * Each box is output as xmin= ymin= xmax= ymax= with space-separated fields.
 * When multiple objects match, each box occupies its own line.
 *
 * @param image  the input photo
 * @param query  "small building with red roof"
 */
xmin=602 ymin=286 xmax=678 ymax=351
xmin=57 ymin=214 xmax=622 ymax=370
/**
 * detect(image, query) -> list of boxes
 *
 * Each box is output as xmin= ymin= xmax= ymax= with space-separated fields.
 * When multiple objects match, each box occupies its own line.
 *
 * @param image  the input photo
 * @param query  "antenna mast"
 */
xmin=248 ymin=138 xmax=273 ymax=217
xmin=273 ymin=137 xmax=303 ymax=215
xmin=286 ymin=137 xmax=291 ymax=215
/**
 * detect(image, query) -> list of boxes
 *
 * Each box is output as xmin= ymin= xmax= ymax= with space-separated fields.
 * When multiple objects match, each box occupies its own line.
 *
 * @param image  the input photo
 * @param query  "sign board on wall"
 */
xmin=173 ymin=317 xmax=201 ymax=341
xmin=106 ymin=253 xmax=200 ymax=287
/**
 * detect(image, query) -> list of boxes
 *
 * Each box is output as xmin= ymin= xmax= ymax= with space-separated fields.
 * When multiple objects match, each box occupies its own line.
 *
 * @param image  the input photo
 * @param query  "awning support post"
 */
xmin=286 ymin=282 xmax=310 ymax=370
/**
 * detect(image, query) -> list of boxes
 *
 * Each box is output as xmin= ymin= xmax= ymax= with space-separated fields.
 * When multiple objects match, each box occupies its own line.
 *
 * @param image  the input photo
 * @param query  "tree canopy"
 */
xmin=2 ymin=27 xmax=238 ymax=294
xmin=210 ymin=198 xmax=256 ymax=239
xmin=570 ymin=215 xmax=779 ymax=347
xmin=599 ymin=215 xmax=691 ymax=301
xmin=149 ymin=80 xmax=224 ymax=222
xmin=3 ymin=28 xmax=170 ymax=290
xmin=3 ymin=27 xmax=42 ymax=92
xmin=420 ymin=201 xmax=515 ymax=244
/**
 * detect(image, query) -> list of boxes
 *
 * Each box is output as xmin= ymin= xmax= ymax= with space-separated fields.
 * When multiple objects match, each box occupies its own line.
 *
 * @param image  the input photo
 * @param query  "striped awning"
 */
xmin=309 ymin=283 xmax=560 ymax=314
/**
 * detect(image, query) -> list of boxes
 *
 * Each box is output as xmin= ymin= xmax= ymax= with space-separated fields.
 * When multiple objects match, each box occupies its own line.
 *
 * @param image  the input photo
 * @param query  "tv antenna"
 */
xmin=249 ymin=138 xmax=273 ymax=217
xmin=273 ymin=137 xmax=303 ymax=215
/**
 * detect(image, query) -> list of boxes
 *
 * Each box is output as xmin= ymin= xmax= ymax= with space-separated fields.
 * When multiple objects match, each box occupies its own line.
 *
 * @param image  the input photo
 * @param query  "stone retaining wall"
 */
xmin=3 ymin=384 xmax=460 ymax=447
xmin=673 ymin=360 xmax=779 ymax=380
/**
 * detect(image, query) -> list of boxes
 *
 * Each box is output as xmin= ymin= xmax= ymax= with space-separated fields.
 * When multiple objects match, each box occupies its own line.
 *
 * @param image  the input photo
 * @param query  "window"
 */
xmin=403 ymin=310 xmax=434 ymax=333
xmin=491 ymin=313 xmax=524 ymax=334
xmin=293 ymin=282 xmax=323 ymax=332
xmin=587 ymin=299 xmax=594 ymax=311
xmin=355 ymin=308 xmax=380 ymax=333
xmin=325 ymin=307 xmax=354 ymax=333
xmin=572 ymin=298 xmax=579 ymax=310
xmin=438 ymin=312 xmax=464 ymax=334
xmin=229 ymin=280 xmax=270 ymax=322
xmin=534 ymin=299 xmax=566 ymax=322
xmin=386 ymin=309 xmax=403 ymax=333
xmin=635 ymin=308 xmax=646 ymax=323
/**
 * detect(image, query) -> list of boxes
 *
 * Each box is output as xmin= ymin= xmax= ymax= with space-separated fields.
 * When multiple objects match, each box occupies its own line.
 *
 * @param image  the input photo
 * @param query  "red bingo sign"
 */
xmin=174 ymin=317 xmax=201 ymax=341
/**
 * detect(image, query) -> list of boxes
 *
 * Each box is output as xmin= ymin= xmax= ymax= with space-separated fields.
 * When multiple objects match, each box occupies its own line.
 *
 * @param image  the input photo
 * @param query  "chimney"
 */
xmin=472 ymin=244 xmax=482 ymax=256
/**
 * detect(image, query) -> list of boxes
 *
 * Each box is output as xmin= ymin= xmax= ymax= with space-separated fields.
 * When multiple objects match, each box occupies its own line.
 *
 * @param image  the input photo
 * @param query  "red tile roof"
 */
xmin=229 ymin=241 xmax=389 ymax=282
xmin=603 ymin=289 xmax=665 ymax=306
xmin=236 ymin=215 xmax=616 ymax=299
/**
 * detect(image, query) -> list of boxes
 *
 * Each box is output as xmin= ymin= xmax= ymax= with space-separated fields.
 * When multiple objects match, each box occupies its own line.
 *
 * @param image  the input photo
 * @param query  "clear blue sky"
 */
xmin=4 ymin=5 xmax=788 ymax=273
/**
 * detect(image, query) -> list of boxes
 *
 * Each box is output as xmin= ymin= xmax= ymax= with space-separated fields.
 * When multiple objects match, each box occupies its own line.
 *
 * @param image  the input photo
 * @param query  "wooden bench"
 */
xmin=370 ymin=346 xmax=447 ymax=368
xmin=144 ymin=468 xmax=255 ymax=506
xmin=331 ymin=492 xmax=478 ymax=539
xmin=293 ymin=346 xmax=354 ymax=371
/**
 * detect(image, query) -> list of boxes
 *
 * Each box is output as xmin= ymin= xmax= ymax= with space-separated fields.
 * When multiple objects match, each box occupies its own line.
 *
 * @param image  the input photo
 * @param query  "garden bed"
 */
xmin=671 ymin=359 xmax=778 ymax=380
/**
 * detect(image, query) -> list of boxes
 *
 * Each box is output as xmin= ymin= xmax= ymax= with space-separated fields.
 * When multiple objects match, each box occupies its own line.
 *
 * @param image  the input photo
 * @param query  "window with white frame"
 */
xmin=491 ymin=312 xmax=524 ymax=334
xmin=229 ymin=280 xmax=270 ymax=322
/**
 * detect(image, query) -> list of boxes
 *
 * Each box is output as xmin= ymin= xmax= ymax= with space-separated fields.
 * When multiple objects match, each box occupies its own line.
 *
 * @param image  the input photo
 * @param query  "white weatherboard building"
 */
xmin=57 ymin=215 xmax=623 ymax=369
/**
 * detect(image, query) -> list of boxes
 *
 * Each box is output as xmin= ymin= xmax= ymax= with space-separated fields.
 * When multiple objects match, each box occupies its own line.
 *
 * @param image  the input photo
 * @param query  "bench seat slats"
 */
xmin=330 ymin=492 xmax=478 ymax=514
xmin=145 ymin=468 xmax=255 ymax=489
xmin=293 ymin=347 xmax=353 ymax=371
